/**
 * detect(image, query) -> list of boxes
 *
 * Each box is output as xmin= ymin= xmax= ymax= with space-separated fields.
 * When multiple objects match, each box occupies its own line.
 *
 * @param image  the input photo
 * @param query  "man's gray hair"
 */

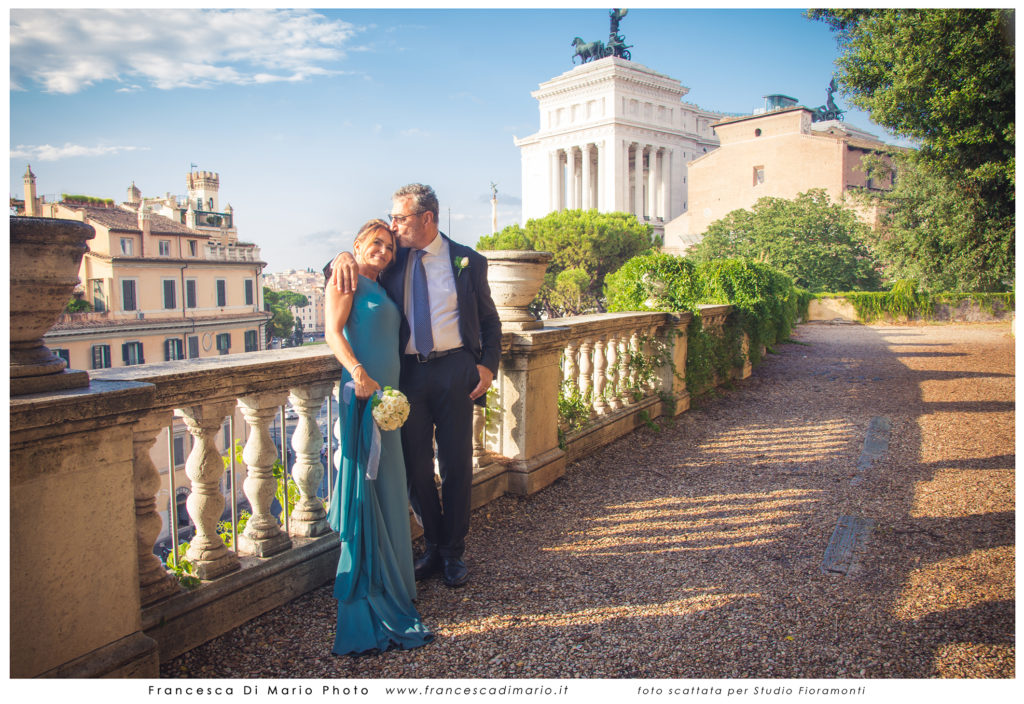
xmin=393 ymin=183 xmax=439 ymax=222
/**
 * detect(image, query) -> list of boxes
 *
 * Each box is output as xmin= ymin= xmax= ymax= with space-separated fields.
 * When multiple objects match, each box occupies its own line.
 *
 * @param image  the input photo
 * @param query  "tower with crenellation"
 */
xmin=187 ymin=170 xmax=220 ymax=213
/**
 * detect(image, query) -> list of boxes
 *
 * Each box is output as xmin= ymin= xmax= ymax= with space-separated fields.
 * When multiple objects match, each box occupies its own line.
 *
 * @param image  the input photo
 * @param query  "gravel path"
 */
xmin=162 ymin=322 xmax=1014 ymax=679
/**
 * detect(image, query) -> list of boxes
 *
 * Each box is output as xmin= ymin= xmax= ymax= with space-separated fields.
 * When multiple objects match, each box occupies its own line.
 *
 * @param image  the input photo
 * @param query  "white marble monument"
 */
xmin=514 ymin=57 xmax=725 ymax=236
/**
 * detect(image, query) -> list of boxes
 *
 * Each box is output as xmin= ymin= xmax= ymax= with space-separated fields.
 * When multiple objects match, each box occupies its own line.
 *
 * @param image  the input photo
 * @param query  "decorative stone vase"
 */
xmin=10 ymin=216 xmax=94 ymax=395
xmin=481 ymin=250 xmax=554 ymax=331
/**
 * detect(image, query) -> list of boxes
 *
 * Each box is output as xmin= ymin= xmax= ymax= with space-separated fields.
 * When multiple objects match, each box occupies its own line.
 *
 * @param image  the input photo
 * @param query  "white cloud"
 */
xmin=9 ymin=143 xmax=149 ymax=162
xmin=10 ymin=9 xmax=358 ymax=94
xmin=400 ymin=127 xmax=431 ymax=138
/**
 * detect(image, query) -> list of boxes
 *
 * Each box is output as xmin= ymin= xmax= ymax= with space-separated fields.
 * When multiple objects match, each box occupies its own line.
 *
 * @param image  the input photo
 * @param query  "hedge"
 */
xmin=606 ymin=255 xmax=809 ymax=396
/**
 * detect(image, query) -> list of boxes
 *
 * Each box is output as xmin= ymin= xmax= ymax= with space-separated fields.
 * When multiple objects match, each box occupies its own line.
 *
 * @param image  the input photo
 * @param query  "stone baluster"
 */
xmin=619 ymin=332 xmax=635 ymax=405
xmin=578 ymin=337 xmax=594 ymax=418
xmin=473 ymin=405 xmax=487 ymax=467
xmin=132 ymin=410 xmax=181 ymax=605
xmin=176 ymin=401 xmax=241 ymax=579
xmin=562 ymin=339 xmax=578 ymax=390
xmin=606 ymin=331 xmax=623 ymax=410
xmin=646 ymin=325 xmax=659 ymax=392
xmin=592 ymin=335 xmax=608 ymax=415
xmin=236 ymin=392 xmax=293 ymax=557
xmin=288 ymin=383 xmax=334 ymax=537
xmin=630 ymin=330 xmax=643 ymax=398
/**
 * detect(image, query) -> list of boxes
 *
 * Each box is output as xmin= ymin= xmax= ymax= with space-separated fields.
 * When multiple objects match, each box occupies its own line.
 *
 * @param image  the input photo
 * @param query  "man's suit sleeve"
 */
xmin=472 ymin=252 xmax=502 ymax=375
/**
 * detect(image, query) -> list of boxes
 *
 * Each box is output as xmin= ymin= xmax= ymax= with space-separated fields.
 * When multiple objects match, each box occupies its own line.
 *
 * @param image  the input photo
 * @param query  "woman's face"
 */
xmin=354 ymin=228 xmax=395 ymax=272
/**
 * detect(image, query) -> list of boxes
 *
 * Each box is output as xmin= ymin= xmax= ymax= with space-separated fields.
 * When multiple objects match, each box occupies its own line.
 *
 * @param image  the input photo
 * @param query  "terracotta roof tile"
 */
xmin=69 ymin=204 xmax=199 ymax=236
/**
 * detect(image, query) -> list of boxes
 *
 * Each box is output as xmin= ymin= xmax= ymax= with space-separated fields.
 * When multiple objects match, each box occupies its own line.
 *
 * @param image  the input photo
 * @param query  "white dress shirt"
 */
xmin=403 ymin=234 xmax=462 ymax=355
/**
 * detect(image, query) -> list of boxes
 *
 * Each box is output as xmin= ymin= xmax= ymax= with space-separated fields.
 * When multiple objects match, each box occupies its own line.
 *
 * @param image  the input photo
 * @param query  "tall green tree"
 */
xmin=810 ymin=9 xmax=1014 ymax=287
xmin=689 ymin=189 xmax=880 ymax=292
xmin=857 ymin=154 xmax=1013 ymax=291
xmin=478 ymin=209 xmax=654 ymax=316
xmin=263 ymin=288 xmax=309 ymax=344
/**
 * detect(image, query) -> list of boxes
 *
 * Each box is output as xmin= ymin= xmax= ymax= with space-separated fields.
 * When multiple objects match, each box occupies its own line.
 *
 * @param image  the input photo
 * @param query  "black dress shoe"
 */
xmin=442 ymin=557 xmax=469 ymax=588
xmin=414 ymin=549 xmax=441 ymax=581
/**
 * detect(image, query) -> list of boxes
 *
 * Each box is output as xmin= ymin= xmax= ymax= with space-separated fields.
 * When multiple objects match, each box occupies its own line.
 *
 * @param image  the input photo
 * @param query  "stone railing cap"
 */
xmin=479 ymin=250 xmax=554 ymax=263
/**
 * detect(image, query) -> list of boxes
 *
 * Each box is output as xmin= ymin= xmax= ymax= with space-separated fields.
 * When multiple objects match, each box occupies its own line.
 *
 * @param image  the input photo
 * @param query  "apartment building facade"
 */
xmin=663 ymin=106 xmax=899 ymax=252
xmin=21 ymin=168 xmax=272 ymax=369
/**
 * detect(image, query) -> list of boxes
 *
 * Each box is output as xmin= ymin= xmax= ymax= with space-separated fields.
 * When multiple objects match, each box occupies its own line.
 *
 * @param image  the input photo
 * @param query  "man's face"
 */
xmin=390 ymin=195 xmax=434 ymax=249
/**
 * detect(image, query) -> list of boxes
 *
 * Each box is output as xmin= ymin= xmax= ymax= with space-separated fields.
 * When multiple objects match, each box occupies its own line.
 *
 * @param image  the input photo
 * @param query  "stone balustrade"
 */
xmin=10 ymin=306 xmax=743 ymax=678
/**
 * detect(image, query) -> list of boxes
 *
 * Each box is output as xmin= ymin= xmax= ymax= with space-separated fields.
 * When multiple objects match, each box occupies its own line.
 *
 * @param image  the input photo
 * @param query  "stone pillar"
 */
xmin=581 ymin=143 xmax=593 ymax=209
xmin=132 ymin=410 xmax=181 ymax=606
xmin=659 ymin=313 xmax=693 ymax=416
xmin=647 ymin=146 xmax=658 ymax=221
xmin=633 ymin=144 xmax=644 ymax=219
xmin=661 ymin=149 xmax=672 ymax=220
xmin=550 ymin=149 xmax=562 ymax=212
xmin=617 ymin=140 xmax=628 ymax=212
xmin=596 ymin=140 xmax=606 ymax=211
xmin=498 ymin=327 xmax=570 ymax=494
xmin=236 ymin=392 xmax=293 ymax=557
xmin=177 ymin=401 xmax=241 ymax=579
xmin=566 ymin=148 xmax=578 ymax=210
xmin=10 ymin=381 xmax=160 ymax=677
xmin=288 ymin=382 xmax=333 ymax=537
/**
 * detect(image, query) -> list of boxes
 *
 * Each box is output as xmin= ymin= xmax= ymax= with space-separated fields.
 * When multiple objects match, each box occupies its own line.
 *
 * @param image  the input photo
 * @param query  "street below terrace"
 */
xmin=163 ymin=321 xmax=1015 ymax=679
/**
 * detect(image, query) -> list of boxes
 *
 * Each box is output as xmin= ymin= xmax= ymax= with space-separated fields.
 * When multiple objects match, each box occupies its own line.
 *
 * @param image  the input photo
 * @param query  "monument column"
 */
xmin=596 ymin=140 xmax=606 ymax=211
xmin=633 ymin=144 xmax=644 ymax=219
xmin=550 ymin=149 xmax=562 ymax=212
xmin=620 ymin=140 xmax=631 ymax=212
xmin=566 ymin=147 xmax=578 ymax=210
xmin=581 ymin=143 xmax=592 ymax=210
xmin=661 ymin=149 xmax=672 ymax=220
xmin=647 ymin=145 xmax=658 ymax=220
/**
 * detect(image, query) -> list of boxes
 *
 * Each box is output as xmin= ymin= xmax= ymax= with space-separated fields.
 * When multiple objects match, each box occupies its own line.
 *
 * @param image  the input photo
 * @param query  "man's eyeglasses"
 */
xmin=387 ymin=210 xmax=425 ymax=225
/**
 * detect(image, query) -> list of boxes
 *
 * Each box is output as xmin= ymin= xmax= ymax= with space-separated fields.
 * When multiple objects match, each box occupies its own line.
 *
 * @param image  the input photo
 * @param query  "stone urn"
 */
xmin=481 ymin=250 xmax=554 ymax=331
xmin=10 ymin=216 xmax=94 ymax=395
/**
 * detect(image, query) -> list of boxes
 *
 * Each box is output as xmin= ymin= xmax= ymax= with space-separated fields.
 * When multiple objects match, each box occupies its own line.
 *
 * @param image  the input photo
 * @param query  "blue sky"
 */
xmin=8 ymin=6 xmax=908 ymax=273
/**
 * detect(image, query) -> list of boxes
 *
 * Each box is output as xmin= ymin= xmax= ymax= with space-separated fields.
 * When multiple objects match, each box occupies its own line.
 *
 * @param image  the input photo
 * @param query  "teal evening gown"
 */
xmin=327 ymin=275 xmax=433 ymax=655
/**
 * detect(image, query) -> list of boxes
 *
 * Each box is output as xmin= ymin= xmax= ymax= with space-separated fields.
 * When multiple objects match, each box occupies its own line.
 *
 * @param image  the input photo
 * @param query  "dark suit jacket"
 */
xmin=378 ymin=234 xmax=502 ymax=403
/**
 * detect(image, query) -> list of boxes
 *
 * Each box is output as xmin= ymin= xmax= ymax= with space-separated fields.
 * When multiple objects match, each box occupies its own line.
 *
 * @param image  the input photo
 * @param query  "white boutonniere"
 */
xmin=455 ymin=256 xmax=470 ymax=277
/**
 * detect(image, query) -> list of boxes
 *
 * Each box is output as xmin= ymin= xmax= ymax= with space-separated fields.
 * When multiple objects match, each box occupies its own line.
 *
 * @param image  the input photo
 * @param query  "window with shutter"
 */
xmin=163 ymin=280 xmax=176 ymax=309
xmin=123 ymin=341 xmax=144 ymax=366
xmin=122 ymin=280 xmax=137 ymax=311
xmin=91 ymin=344 xmax=111 ymax=369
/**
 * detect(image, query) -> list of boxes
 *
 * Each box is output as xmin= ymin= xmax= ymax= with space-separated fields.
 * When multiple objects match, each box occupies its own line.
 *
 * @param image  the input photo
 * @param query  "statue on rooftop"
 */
xmin=811 ymin=77 xmax=845 ymax=122
xmin=610 ymin=8 xmax=628 ymax=35
xmin=571 ymin=8 xmax=632 ymax=64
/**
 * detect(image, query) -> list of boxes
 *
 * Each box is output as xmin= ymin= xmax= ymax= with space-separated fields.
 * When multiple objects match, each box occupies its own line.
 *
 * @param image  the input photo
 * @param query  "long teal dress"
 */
xmin=327 ymin=275 xmax=433 ymax=655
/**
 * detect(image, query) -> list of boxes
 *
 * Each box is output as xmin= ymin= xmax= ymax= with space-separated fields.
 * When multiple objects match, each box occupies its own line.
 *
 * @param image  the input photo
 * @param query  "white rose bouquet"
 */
xmin=371 ymin=386 xmax=410 ymax=431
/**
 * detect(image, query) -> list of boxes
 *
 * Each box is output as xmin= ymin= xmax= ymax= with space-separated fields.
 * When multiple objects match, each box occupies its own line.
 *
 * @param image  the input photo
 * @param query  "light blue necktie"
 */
xmin=412 ymin=249 xmax=434 ymax=357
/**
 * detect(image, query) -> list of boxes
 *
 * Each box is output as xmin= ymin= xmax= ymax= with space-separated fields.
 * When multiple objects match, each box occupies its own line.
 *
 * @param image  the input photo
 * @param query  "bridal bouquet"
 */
xmin=371 ymin=387 xmax=410 ymax=431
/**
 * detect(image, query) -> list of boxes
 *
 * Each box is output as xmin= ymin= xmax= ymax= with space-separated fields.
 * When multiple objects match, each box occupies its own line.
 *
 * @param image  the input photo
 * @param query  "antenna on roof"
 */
xmin=189 ymin=162 xmax=198 ymax=171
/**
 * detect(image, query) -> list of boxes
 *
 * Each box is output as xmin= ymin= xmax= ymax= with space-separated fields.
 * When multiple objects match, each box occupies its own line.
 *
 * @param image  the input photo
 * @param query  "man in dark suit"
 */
xmin=331 ymin=184 xmax=501 ymax=587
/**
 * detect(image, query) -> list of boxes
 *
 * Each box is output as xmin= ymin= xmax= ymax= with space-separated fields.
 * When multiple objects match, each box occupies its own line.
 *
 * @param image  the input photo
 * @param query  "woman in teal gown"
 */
xmin=324 ymin=219 xmax=433 ymax=656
